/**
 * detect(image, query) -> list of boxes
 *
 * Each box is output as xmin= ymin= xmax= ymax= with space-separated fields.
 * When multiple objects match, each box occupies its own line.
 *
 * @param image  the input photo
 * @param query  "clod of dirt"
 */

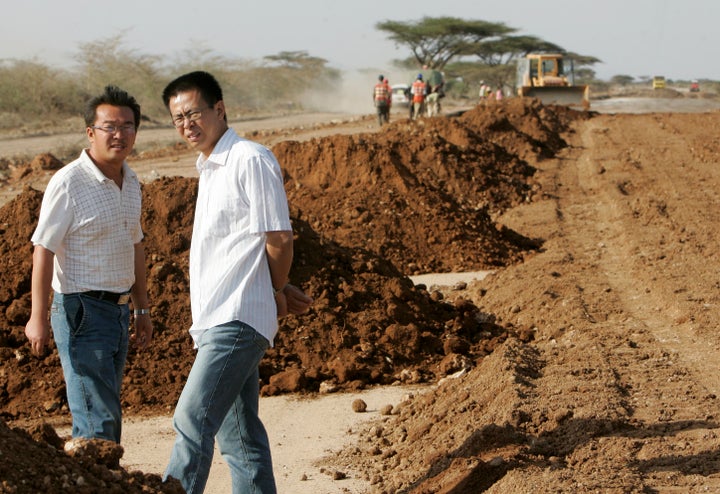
xmin=64 ymin=438 xmax=125 ymax=469
xmin=352 ymin=399 xmax=367 ymax=413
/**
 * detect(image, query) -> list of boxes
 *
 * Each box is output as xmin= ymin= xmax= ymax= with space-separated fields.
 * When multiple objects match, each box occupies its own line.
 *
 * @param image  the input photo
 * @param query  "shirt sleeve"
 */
xmin=244 ymin=149 xmax=291 ymax=234
xmin=31 ymin=177 xmax=74 ymax=253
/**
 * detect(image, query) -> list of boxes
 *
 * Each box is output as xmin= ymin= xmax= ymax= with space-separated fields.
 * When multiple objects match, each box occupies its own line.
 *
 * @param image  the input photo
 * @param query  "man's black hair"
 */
xmin=84 ymin=85 xmax=141 ymax=129
xmin=162 ymin=71 xmax=224 ymax=111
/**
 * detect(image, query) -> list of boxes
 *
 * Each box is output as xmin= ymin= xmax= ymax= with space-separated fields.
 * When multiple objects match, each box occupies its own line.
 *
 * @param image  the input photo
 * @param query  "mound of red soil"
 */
xmin=0 ymin=418 xmax=183 ymax=493
xmin=275 ymin=98 xmax=576 ymax=274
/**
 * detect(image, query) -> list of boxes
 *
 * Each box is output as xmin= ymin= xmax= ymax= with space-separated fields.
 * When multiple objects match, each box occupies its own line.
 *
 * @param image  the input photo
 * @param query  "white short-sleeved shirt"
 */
xmin=31 ymin=149 xmax=143 ymax=294
xmin=189 ymin=128 xmax=291 ymax=347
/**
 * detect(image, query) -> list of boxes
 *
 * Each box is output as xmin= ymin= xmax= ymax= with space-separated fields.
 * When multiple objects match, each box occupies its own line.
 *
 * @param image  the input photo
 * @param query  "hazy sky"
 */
xmin=1 ymin=0 xmax=716 ymax=82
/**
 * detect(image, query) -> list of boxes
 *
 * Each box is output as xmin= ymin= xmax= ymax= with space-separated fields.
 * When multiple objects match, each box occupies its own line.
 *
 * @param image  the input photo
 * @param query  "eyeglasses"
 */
xmin=92 ymin=124 xmax=136 ymax=134
xmin=172 ymin=107 xmax=210 ymax=128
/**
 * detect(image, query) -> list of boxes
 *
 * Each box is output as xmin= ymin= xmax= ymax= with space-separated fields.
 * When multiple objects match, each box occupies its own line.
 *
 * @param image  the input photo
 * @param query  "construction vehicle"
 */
xmin=516 ymin=53 xmax=590 ymax=108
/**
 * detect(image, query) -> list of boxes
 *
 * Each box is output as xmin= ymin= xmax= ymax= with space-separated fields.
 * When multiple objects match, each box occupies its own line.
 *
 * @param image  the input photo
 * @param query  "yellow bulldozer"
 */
xmin=516 ymin=53 xmax=590 ymax=109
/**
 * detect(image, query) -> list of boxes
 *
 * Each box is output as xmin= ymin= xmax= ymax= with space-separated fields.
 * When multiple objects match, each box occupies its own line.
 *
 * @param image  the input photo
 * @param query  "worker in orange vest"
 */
xmin=372 ymin=75 xmax=391 ymax=126
xmin=411 ymin=73 xmax=426 ymax=120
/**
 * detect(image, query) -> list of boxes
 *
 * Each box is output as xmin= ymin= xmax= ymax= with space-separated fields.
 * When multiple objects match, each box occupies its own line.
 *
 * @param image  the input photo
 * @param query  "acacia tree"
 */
xmin=376 ymin=17 xmax=514 ymax=70
xmin=611 ymin=75 xmax=634 ymax=86
xmin=469 ymin=35 xmax=563 ymax=66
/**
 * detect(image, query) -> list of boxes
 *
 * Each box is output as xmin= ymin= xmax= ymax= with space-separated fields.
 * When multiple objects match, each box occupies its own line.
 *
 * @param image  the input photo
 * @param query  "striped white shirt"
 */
xmin=31 ymin=149 xmax=143 ymax=294
xmin=189 ymin=128 xmax=291 ymax=347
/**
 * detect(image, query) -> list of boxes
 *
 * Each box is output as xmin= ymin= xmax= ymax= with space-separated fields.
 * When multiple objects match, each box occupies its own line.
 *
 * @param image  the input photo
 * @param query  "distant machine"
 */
xmin=516 ymin=53 xmax=590 ymax=109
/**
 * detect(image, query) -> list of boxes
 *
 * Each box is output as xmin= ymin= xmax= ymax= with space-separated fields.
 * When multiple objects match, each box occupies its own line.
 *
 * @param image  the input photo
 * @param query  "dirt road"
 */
xmin=322 ymin=101 xmax=720 ymax=492
xmin=3 ymin=96 xmax=720 ymax=492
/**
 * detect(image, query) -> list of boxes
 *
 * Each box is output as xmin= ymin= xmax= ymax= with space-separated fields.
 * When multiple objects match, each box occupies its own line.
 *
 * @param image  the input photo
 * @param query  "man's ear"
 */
xmin=216 ymin=100 xmax=226 ymax=120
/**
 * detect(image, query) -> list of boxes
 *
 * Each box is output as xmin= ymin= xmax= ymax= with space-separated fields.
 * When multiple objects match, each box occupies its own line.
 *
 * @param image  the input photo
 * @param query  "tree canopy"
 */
xmin=469 ymin=35 xmax=565 ymax=66
xmin=376 ymin=17 xmax=514 ymax=70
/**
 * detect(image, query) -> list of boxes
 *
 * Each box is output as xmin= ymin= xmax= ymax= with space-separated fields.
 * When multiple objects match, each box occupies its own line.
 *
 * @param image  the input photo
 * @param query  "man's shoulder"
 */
xmin=47 ymin=154 xmax=89 ymax=184
xmin=229 ymin=133 xmax=273 ymax=157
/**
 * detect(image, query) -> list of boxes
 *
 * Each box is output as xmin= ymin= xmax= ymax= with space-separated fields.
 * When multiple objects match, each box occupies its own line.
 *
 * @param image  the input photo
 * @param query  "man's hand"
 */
xmin=131 ymin=314 xmax=153 ymax=351
xmin=276 ymin=284 xmax=313 ymax=318
xmin=25 ymin=316 xmax=51 ymax=356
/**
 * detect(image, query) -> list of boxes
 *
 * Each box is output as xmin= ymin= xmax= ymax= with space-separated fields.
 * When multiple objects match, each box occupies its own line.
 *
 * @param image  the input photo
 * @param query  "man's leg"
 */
xmin=164 ymin=321 xmax=273 ymax=494
xmin=51 ymin=293 xmax=129 ymax=443
xmin=216 ymin=353 xmax=276 ymax=493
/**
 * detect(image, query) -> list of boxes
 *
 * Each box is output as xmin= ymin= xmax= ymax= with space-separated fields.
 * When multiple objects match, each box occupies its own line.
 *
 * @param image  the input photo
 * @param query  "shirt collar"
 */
xmin=196 ymin=128 xmax=238 ymax=173
xmin=80 ymin=149 xmax=135 ymax=183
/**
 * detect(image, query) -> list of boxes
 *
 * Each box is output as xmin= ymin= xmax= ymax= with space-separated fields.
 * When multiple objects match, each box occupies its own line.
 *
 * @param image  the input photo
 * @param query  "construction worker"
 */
xmin=411 ymin=74 xmax=426 ymax=120
xmin=479 ymin=81 xmax=491 ymax=103
xmin=425 ymin=91 xmax=440 ymax=117
xmin=372 ymin=75 xmax=391 ymax=126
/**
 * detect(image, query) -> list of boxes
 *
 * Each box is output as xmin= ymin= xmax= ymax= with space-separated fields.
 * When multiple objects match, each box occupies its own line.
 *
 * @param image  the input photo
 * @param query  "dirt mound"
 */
xmin=328 ymin=339 xmax=543 ymax=492
xmin=0 ymin=418 xmax=183 ymax=493
xmin=274 ymin=98 xmax=579 ymax=275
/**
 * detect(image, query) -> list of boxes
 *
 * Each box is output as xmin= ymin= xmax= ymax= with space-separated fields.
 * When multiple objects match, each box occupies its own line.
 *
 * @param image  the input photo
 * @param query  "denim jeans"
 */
xmin=51 ymin=292 xmax=129 ymax=442
xmin=164 ymin=320 xmax=276 ymax=494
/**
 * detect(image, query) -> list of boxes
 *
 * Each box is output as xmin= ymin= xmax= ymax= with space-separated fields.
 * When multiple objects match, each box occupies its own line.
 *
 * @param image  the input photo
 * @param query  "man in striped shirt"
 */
xmin=161 ymin=71 xmax=313 ymax=494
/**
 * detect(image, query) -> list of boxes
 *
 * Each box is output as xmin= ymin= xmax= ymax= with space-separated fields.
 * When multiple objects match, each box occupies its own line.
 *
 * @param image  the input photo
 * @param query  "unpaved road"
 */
xmin=360 ymin=98 xmax=720 ymax=492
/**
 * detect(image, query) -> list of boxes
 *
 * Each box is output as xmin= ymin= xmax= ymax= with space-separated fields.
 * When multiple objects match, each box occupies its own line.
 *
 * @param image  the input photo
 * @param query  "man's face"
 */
xmin=87 ymin=104 xmax=137 ymax=166
xmin=168 ymin=89 xmax=226 ymax=157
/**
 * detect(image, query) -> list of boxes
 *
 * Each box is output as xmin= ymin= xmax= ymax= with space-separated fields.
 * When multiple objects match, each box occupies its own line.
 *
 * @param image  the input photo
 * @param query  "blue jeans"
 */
xmin=51 ymin=292 xmax=129 ymax=442
xmin=164 ymin=321 xmax=276 ymax=494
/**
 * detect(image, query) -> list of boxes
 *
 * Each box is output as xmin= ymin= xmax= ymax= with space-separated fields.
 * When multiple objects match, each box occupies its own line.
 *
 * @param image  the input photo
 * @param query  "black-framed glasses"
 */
xmin=172 ymin=107 xmax=210 ymax=128
xmin=92 ymin=124 xmax=136 ymax=134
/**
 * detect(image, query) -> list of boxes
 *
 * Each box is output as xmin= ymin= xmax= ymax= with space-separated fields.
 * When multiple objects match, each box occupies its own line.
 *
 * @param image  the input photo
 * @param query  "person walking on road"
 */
xmin=373 ymin=74 xmax=392 ymax=126
xmin=25 ymin=85 xmax=153 ymax=444
xmin=411 ymin=73 xmax=427 ymax=120
xmin=161 ymin=70 xmax=313 ymax=494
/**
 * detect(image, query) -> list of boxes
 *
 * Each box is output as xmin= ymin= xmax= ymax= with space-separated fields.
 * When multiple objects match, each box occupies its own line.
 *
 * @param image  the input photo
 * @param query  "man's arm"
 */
xmin=130 ymin=242 xmax=153 ymax=350
xmin=25 ymin=245 xmax=54 ymax=356
xmin=266 ymin=230 xmax=313 ymax=317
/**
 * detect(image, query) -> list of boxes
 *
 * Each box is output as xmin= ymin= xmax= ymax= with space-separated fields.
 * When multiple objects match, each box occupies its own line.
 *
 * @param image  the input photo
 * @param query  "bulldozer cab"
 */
xmin=521 ymin=53 xmax=571 ymax=87
xmin=517 ymin=53 xmax=589 ymax=108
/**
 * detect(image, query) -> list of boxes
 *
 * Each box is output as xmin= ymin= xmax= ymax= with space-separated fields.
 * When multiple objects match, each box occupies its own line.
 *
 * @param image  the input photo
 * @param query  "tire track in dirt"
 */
xmin=575 ymin=115 xmax=720 ymax=399
xmin=486 ymin=113 xmax=720 ymax=492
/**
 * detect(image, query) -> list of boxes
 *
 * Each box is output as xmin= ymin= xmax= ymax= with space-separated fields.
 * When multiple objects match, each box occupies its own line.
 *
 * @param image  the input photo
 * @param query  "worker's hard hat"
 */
xmin=417 ymin=73 xmax=423 ymax=80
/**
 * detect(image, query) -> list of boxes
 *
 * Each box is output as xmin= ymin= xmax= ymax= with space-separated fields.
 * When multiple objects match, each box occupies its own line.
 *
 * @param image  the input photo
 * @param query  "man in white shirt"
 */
xmin=161 ymin=71 xmax=312 ymax=494
xmin=25 ymin=85 xmax=153 ymax=444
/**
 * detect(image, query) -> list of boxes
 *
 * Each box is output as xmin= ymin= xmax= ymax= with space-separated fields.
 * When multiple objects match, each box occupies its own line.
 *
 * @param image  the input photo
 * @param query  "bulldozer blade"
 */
xmin=520 ymin=86 xmax=590 ymax=109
